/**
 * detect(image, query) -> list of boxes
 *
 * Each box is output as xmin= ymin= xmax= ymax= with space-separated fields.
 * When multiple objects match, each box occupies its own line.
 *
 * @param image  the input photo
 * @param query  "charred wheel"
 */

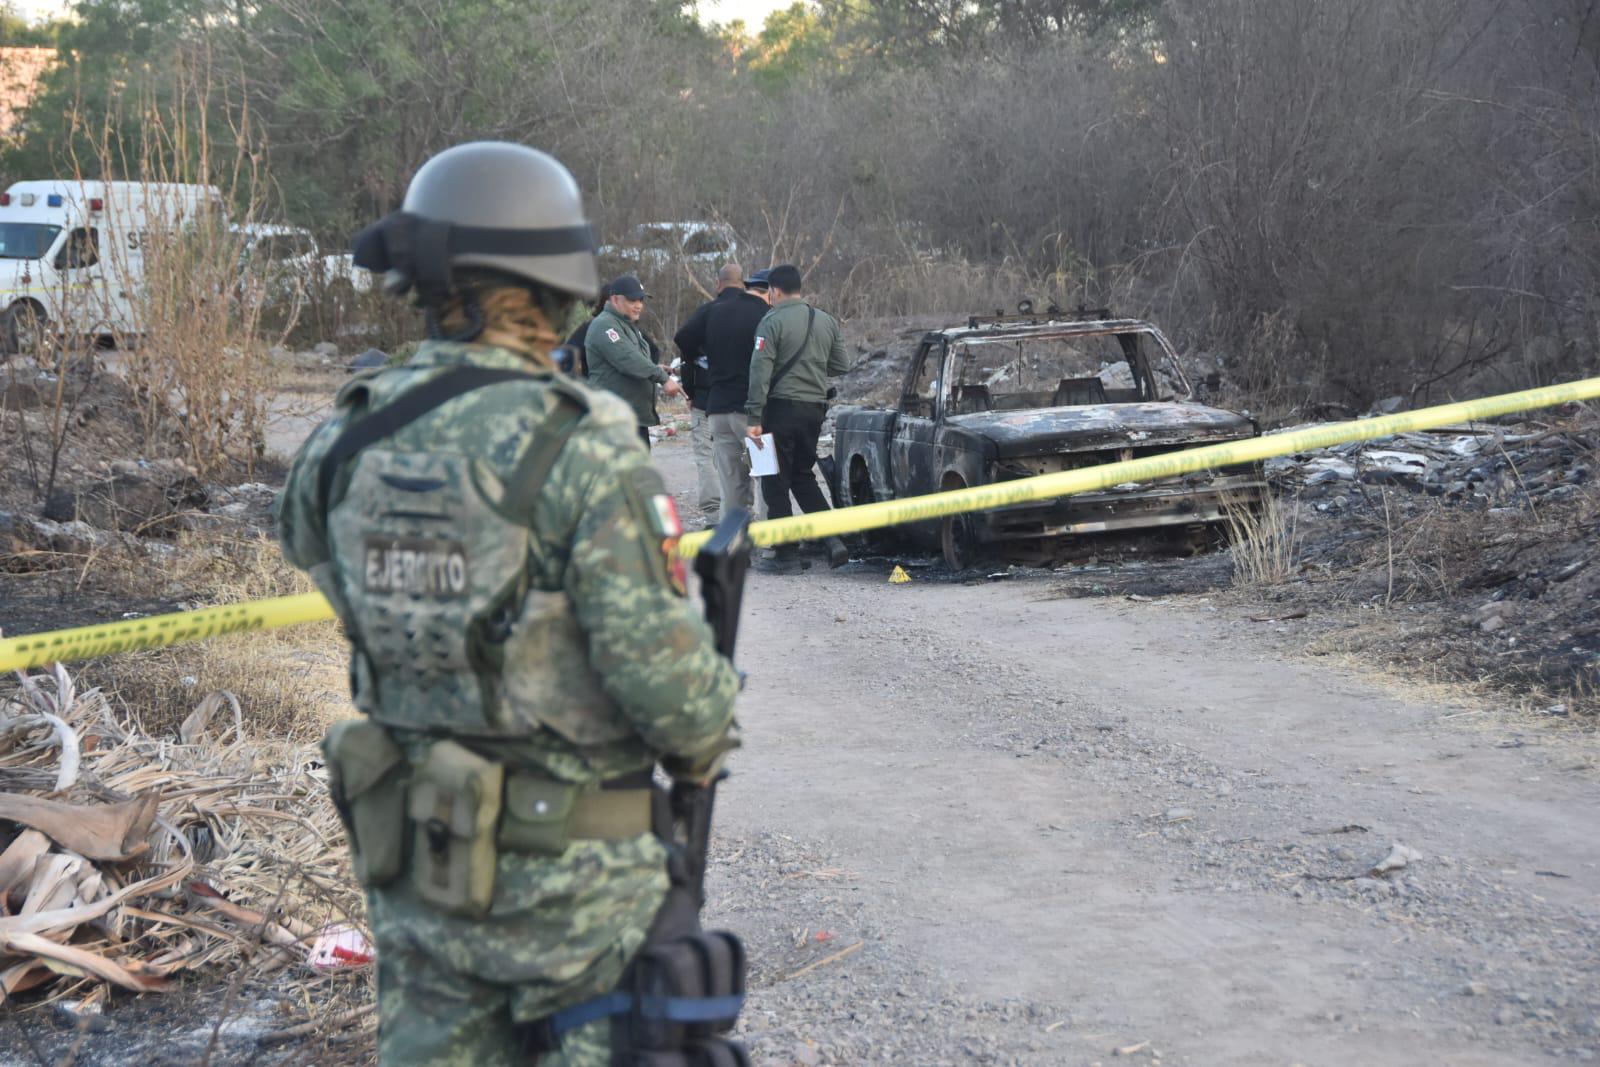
xmin=939 ymin=475 xmax=986 ymax=570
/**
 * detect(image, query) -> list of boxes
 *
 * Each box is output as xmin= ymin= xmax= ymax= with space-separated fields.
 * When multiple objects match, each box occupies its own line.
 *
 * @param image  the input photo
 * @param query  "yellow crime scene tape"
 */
xmin=3 ymin=376 xmax=1598 ymax=673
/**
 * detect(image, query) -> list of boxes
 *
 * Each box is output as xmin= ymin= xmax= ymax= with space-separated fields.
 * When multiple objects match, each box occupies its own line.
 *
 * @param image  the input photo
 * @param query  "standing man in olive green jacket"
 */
xmin=745 ymin=263 xmax=850 ymax=570
xmin=586 ymin=274 xmax=679 ymax=446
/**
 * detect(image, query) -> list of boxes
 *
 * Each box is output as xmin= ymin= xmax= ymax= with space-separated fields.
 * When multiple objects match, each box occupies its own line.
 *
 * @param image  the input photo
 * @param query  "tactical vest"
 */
xmin=313 ymin=363 xmax=636 ymax=746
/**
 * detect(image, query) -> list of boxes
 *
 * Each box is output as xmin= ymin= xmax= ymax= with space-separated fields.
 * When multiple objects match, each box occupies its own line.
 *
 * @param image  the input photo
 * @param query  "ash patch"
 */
xmin=1260 ymin=412 xmax=1600 ymax=711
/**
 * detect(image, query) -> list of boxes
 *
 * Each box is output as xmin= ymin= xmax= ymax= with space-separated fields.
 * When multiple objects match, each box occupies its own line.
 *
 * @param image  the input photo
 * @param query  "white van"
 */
xmin=0 ymin=180 xmax=222 ymax=353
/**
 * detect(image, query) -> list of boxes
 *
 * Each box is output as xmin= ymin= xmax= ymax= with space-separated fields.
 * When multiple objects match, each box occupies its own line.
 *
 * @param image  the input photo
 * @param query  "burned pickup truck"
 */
xmin=829 ymin=310 xmax=1266 ymax=567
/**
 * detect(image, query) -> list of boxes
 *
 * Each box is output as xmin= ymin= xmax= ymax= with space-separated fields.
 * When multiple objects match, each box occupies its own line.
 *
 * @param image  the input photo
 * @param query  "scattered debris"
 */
xmin=308 ymin=923 xmax=375 ymax=972
xmin=0 ymin=663 xmax=362 ymax=1003
xmin=1369 ymin=842 xmax=1423 ymax=878
xmin=258 ymin=1002 xmax=377 ymax=1047
xmin=1247 ymin=609 xmax=1308 ymax=622
xmin=784 ymin=940 xmax=864 ymax=982
xmin=1303 ymin=824 xmax=1370 ymax=836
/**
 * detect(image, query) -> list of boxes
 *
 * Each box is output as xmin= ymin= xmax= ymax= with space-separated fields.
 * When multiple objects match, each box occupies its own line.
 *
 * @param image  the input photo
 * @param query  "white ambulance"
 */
xmin=0 ymin=180 xmax=222 ymax=353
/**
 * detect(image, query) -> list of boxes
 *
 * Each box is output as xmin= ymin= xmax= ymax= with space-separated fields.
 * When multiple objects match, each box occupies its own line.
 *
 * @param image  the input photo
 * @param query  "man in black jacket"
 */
xmin=689 ymin=266 xmax=771 ymax=516
xmin=673 ymin=265 xmax=738 ymax=524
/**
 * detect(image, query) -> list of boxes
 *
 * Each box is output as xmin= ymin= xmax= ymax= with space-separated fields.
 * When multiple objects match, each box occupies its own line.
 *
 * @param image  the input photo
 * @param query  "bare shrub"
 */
xmin=1223 ymin=490 xmax=1300 ymax=587
xmin=818 ymin=254 xmax=1079 ymax=321
xmin=82 ymin=50 xmax=287 ymax=480
xmin=2 ymin=269 xmax=102 ymax=507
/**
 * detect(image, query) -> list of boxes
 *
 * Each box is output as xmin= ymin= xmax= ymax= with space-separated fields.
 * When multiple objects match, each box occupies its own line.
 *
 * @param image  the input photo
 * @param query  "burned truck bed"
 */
xmin=829 ymin=310 xmax=1266 ymax=567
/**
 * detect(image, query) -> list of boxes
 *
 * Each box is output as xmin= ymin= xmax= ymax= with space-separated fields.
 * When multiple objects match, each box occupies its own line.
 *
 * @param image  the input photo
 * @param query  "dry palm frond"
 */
xmin=0 ymin=663 xmax=363 ymax=1007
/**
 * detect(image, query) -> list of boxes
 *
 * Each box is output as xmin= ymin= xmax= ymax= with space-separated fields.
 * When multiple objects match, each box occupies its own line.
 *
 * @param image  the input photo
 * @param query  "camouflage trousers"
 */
xmin=368 ymin=833 xmax=669 ymax=1066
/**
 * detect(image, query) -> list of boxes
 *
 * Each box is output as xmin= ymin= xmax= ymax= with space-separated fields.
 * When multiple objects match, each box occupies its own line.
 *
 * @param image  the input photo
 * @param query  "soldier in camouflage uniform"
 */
xmin=275 ymin=142 xmax=739 ymax=1066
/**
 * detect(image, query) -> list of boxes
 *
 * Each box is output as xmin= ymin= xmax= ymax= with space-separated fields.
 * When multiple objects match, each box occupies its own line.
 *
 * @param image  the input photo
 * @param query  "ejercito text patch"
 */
xmin=363 ymin=537 xmax=469 ymax=597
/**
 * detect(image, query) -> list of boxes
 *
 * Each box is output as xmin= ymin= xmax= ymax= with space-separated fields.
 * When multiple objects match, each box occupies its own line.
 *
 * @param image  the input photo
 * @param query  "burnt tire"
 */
xmin=940 ymin=510 xmax=986 ymax=571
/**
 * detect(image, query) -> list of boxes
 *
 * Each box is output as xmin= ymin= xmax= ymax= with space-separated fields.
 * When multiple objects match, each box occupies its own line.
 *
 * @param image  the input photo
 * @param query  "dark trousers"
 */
xmin=760 ymin=397 xmax=831 ymax=524
xmin=638 ymin=424 xmax=651 ymax=450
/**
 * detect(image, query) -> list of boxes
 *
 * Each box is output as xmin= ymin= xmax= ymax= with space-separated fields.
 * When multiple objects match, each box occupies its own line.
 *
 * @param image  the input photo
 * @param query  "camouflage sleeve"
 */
xmin=745 ymin=314 xmax=779 ymax=420
xmin=273 ymin=412 xmax=349 ymax=570
xmin=559 ymin=405 xmax=738 ymax=757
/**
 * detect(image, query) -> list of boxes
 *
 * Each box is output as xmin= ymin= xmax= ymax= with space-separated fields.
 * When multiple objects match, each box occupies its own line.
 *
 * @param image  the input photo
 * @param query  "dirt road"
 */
xmin=645 ymin=438 xmax=1600 ymax=1065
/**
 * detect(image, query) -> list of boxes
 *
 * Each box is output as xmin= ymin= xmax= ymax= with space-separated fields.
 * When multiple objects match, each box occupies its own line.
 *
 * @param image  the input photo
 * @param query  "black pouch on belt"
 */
xmin=689 ymin=932 xmax=744 ymax=1037
xmin=630 ymin=938 xmax=705 ymax=1051
xmin=628 ymin=930 xmax=747 ymax=1050
xmin=633 ymin=1038 xmax=751 ymax=1067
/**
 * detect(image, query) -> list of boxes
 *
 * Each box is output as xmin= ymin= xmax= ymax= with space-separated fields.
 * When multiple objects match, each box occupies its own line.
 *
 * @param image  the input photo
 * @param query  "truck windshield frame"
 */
xmin=0 ymin=223 xmax=63 ymax=261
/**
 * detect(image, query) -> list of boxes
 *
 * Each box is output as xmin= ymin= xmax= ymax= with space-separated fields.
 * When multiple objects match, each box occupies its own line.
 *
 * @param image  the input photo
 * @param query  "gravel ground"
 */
xmin=654 ymin=437 xmax=1600 ymax=1066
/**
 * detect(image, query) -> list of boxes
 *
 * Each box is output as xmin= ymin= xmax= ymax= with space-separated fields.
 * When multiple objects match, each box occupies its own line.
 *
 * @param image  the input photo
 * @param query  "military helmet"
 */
xmin=353 ymin=141 xmax=600 ymax=303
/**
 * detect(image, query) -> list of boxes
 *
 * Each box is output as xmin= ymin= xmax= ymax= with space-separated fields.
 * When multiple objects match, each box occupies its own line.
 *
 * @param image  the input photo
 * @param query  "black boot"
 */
xmin=825 ymin=536 xmax=849 ymax=569
xmin=756 ymin=546 xmax=801 ymax=574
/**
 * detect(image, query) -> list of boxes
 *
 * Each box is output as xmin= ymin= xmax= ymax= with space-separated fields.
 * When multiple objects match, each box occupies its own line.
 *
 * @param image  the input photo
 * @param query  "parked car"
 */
xmin=599 ymin=220 xmax=740 ymax=274
xmin=829 ymin=309 xmax=1267 ymax=568
xmin=235 ymin=222 xmax=370 ymax=303
xmin=0 ymin=180 xmax=222 ymax=353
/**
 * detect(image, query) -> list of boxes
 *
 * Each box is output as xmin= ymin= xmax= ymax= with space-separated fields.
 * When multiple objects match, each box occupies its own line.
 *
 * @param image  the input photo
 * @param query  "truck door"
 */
xmin=50 ymin=226 xmax=109 ymax=336
xmin=889 ymin=338 xmax=946 ymax=497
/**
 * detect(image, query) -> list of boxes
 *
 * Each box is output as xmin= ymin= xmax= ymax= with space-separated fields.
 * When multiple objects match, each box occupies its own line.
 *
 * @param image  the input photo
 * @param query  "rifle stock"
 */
xmin=670 ymin=509 xmax=752 ymax=907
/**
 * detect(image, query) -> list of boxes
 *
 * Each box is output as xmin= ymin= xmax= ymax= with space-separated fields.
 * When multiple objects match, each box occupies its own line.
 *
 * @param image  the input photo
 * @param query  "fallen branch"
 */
xmin=0 ymin=863 xmax=189 ymax=937
xmin=784 ymin=940 xmax=864 ymax=981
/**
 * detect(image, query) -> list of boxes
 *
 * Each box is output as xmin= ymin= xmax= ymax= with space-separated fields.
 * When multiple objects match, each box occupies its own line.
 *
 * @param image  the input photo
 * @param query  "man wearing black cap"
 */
xmin=586 ymin=274 xmax=679 ymax=446
xmin=746 ymin=264 xmax=850 ymax=570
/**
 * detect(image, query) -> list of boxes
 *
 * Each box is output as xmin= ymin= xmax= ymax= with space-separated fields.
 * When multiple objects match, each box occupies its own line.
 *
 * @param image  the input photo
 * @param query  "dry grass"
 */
xmin=816 ymin=254 xmax=1088 ymax=322
xmin=1223 ymin=490 xmax=1300 ymax=588
xmin=70 ymin=534 xmax=350 ymax=741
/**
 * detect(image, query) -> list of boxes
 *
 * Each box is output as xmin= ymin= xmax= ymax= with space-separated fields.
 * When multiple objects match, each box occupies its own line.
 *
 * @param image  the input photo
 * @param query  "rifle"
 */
xmin=669 ymin=508 xmax=752 ymax=909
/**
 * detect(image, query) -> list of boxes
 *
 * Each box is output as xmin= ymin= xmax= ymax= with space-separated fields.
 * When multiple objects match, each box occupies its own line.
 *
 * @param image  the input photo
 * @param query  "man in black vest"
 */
xmin=745 ymin=264 xmax=849 ymax=570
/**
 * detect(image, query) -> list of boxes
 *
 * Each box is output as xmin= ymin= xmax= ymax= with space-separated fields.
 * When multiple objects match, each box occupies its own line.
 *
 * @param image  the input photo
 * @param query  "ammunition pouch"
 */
xmin=408 ymin=740 xmax=504 ymax=918
xmin=324 ymin=727 xmax=656 ymax=916
xmin=499 ymin=771 xmax=655 ymax=857
xmin=632 ymin=1041 xmax=751 ymax=1067
xmin=323 ymin=719 xmax=407 ymax=888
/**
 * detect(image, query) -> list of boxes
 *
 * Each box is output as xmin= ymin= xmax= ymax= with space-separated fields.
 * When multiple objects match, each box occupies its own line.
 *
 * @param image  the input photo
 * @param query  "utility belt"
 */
xmin=323 ymin=719 xmax=750 ymax=1065
xmin=322 ymin=719 xmax=653 ymax=916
